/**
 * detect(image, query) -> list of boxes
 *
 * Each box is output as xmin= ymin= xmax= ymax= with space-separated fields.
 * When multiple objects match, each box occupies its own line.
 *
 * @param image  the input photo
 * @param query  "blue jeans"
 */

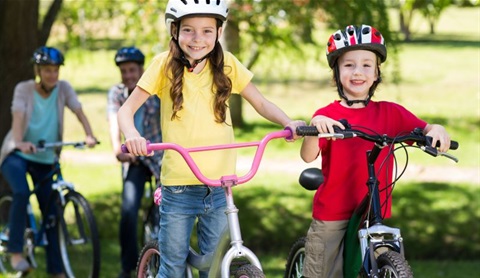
xmin=0 ymin=152 xmax=63 ymax=274
xmin=158 ymin=185 xmax=227 ymax=278
xmin=119 ymin=162 xmax=150 ymax=273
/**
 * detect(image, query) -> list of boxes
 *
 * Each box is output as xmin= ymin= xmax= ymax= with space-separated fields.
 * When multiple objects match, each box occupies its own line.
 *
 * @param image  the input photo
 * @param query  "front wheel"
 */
xmin=58 ymin=191 xmax=100 ymax=278
xmin=375 ymin=251 xmax=413 ymax=278
xmin=284 ymin=237 xmax=306 ymax=278
xmin=235 ymin=264 xmax=265 ymax=278
xmin=136 ymin=240 xmax=160 ymax=278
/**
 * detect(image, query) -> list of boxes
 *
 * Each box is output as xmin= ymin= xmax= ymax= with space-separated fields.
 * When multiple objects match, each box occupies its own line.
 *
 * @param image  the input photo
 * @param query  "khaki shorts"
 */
xmin=303 ymin=219 xmax=349 ymax=278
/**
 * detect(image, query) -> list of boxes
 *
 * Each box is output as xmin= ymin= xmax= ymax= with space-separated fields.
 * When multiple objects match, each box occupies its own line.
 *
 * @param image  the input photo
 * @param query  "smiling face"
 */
xmin=176 ymin=16 xmax=222 ymax=66
xmin=337 ymin=50 xmax=379 ymax=106
xmin=36 ymin=64 xmax=60 ymax=89
xmin=118 ymin=62 xmax=143 ymax=91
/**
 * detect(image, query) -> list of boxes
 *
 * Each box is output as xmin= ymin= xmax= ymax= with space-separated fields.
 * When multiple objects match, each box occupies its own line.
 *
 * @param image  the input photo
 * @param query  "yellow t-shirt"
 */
xmin=138 ymin=51 xmax=253 ymax=185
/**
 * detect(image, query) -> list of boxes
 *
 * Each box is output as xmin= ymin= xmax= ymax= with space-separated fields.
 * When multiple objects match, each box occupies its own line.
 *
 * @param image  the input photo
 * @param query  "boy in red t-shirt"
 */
xmin=300 ymin=24 xmax=452 ymax=278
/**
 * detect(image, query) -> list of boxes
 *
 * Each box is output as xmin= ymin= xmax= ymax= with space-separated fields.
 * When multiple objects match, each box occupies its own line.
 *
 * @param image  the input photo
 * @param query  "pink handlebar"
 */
xmin=122 ymin=128 xmax=293 ymax=187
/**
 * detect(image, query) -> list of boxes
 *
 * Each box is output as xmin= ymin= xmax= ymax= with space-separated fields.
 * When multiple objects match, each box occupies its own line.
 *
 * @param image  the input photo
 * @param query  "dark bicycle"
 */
xmin=0 ymin=141 xmax=101 ymax=277
xmin=285 ymin=120 xmax=458 ymax=278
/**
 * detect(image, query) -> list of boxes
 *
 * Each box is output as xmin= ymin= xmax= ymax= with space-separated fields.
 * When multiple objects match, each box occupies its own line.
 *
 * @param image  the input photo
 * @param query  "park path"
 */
xmin=61 ymin=150 xmax=479 ymax=185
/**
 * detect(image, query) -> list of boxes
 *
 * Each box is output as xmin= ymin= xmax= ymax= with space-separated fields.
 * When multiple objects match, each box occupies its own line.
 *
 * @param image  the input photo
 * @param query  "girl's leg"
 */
xmin=158 ymin=185 xmax=217 ymax=278
xmin=119 ymin=163 xmax=148 ymax=274
xmin=0 ymin=153 xmax=31 ymax=255
xmin=196 ymin=186 xmax=227 ymax=278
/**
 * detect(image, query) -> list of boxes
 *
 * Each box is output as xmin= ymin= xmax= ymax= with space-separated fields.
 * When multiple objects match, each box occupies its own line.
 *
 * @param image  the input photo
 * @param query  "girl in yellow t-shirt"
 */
xmin=118 ymin=1 xmax=304 ymax=277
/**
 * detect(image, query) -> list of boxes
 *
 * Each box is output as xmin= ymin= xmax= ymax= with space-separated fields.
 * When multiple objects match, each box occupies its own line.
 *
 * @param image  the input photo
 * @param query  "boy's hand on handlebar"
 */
xmin=286 ymin=120 xmax=307 ymax=141
xmin=309 ymin=116 xmax=345 ymax=139
xmin=424 ymin=124 xmax=451 ymax=152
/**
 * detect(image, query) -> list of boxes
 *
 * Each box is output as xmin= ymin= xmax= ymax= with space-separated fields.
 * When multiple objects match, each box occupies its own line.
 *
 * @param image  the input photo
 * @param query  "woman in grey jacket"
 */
xmin=0 ymin=46 xmax=97 ymax=277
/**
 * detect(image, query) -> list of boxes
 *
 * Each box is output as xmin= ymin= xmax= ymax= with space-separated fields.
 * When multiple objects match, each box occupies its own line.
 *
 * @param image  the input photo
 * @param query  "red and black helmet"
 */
xmin=326 ymin=24 xmax=386 ymax=68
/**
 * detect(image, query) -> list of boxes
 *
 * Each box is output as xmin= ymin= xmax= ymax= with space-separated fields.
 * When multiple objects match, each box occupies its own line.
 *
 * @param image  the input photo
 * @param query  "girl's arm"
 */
xmin=117 ymin=86 xmax=151 ymax=155
xmin=72 ymin=107 xmax=97 ymax=147
xmin=240 ymin=82 xmax=305 ymax=138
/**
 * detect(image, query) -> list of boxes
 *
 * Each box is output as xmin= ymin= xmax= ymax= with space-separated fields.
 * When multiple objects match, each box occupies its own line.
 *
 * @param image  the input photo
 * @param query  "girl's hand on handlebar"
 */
xmin=124 ymin=136 xmax=152 ymax=156
xmin=309 ymin=116 xmax=345 ymax=139
xmin=424 ymin=124 xmax=451 ymax=153
xmin=286 ymin=120 xmax=307 ymax=141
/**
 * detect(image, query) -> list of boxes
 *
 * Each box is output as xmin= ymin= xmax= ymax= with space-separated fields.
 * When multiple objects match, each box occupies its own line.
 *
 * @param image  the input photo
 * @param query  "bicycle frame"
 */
xmin=126 ymin=128 xmax=293 ymax=277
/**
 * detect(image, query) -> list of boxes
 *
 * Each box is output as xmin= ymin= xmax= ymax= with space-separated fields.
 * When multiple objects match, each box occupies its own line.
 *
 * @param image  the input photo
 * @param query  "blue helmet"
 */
xmin=32 ymin=46 xmax=65 ymax=65
xmin=114 ymin=47 xmax=145 ymax=66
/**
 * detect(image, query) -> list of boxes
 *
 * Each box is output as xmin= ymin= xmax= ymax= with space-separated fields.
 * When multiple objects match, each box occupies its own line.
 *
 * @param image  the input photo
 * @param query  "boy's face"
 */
xmin=177 ymin=17 xmax=222 ymax=65
xmin=118 ymin=62 xmax=143 ymax=91
xmin=338 ymin=50 xmax=378 ymax=102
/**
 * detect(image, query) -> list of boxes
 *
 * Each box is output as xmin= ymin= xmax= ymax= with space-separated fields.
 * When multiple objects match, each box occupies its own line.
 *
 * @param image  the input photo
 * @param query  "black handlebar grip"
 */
xmin=296 ymin=126 xmax=319 ymax=137
xmin=427 ymin=136 xmax=459 ymax=150
xmin=449 ymin=140 xmax=459 ymax=150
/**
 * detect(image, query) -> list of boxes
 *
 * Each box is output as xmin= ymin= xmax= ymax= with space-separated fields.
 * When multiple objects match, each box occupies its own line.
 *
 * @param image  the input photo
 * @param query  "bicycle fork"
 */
xmin=358 ymin=224 xmax=405 ymax=277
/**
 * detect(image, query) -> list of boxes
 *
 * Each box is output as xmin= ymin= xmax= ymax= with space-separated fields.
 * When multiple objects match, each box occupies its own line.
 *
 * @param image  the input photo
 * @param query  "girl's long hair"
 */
xmin=165 ymin=21 xmax=232 ymax=123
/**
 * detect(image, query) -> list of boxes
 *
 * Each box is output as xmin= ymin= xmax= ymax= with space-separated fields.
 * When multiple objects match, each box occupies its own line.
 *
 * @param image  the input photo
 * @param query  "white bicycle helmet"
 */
xmin=165 ymin=0 xmax=229 ymax=36
xmin=326 ymin=24 xmax=386 ymax=68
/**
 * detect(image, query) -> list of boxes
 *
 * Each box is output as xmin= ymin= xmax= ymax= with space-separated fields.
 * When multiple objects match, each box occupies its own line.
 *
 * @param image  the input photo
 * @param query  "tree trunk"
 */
xmin=0 ymin=0 xmax=40 ymax=195
xmin=222 ymin=19 xmax=244 ymax=128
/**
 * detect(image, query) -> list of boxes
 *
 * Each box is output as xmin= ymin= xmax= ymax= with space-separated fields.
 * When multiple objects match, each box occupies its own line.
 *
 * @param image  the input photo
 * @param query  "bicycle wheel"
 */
xmin=136 ymin=240 xmax=160 ymax=278
xmin=58 ymin=191 xmax=100 ymax=278
xmin=141 ymin=204 xmax=160 ymax=246
xmin=235 ymin=264 xmax=265 ymax=278
xmin=0 ymin=195 xmax=13 ymax=274
xmin=284 ymin=237 xmax=306 ymax=278
xmin=375 ymin=250 xmax=413 ymax=278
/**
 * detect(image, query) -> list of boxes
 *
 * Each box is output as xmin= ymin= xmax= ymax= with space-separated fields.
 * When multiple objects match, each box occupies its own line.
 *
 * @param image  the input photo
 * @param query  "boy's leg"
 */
xmin=303 ymin=219 xmax=348 ymax=278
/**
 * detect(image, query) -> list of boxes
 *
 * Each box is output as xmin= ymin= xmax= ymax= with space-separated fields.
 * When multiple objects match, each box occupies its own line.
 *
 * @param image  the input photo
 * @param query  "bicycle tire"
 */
xmin=136 ymin=239 xmax=160 ymax=278
xmin=284 ymin=236 xmax=306 ymax=278
xmin=375 ymin=250 xmax=413 ymax=278
xmin=0 ymin=195 xmax=13 ymax=274
xmin=234 ymin=264 xmax=265 ymax=278
xmin=141 ymin=204 xmax=160 ymax=246
xmin=58 ymin=191 xmax=100 ymax=278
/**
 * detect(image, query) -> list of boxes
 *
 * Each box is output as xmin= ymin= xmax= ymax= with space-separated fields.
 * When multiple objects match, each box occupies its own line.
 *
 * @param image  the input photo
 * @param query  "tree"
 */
xmin=0 ymin=0 xmax=63 ymax=194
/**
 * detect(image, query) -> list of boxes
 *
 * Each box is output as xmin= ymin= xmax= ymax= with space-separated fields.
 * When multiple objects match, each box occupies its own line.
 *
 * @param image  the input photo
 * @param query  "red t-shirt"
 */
xmin=311 ymin=100 xmax=427 ymax=221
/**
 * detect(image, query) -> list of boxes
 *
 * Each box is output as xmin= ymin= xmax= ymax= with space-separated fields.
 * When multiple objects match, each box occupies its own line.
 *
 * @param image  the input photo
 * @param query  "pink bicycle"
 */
xmin=123 ymin=128 xmax=294 ymax=278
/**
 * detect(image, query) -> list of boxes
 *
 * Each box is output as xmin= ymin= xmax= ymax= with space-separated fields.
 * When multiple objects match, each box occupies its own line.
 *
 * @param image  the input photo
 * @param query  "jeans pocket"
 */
xmin=163 ymin=185 xmax=187 ymax=194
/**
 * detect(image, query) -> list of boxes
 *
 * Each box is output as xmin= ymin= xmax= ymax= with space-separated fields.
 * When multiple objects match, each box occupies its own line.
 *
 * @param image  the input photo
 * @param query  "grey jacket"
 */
xmin=0 ymin=79 xmax=82 ymax=165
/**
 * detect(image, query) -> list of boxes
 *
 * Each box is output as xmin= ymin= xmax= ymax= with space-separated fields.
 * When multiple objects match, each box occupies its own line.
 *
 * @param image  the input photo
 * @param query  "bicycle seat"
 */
xmin=299 ymin=168 xmax=323 ymax=191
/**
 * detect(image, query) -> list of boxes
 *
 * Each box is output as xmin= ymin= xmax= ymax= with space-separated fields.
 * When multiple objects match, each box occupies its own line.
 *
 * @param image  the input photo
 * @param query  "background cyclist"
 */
xmin=107 ymin=46 xmax=163 ymax=278
xmin=0 ymin=46 xmax=97 ymax=277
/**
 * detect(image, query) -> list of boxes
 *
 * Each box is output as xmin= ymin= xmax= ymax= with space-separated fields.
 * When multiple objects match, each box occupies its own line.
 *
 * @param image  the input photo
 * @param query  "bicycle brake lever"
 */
xmin=438 ymin=152 xmax=459 ymax=163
